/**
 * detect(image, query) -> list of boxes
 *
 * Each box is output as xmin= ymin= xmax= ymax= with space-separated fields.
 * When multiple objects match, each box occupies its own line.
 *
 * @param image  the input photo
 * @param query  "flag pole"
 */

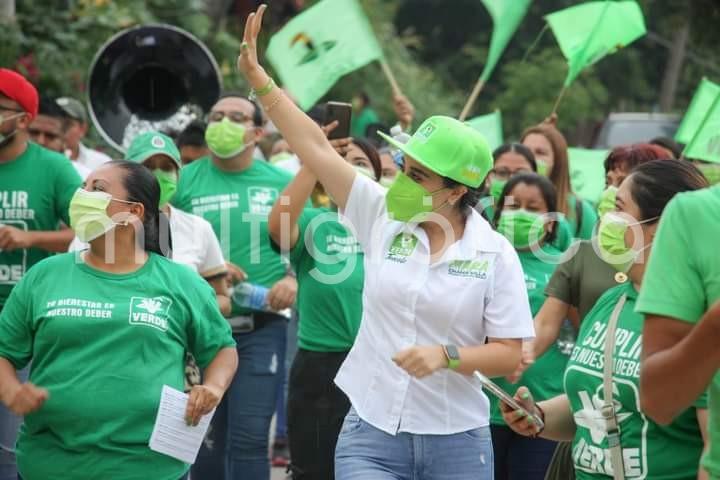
xmin=459 ymin=78 xmax=485 ymax=121
xmin=380 ymin=59 xmax=402 ymax=96
xmin=550 ymin=85 xmax=568 ymax=116
xmin=520 ymin=24 xmax=549 ymax=64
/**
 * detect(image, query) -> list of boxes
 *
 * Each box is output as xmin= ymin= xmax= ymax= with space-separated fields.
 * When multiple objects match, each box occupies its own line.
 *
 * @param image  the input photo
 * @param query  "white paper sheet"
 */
xmin=149 ymin=385 xmax=215 ymax=464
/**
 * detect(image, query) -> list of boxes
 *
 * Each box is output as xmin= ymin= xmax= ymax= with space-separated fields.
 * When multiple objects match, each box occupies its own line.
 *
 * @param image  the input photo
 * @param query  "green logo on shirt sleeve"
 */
xmin=129 ymin=296 xmax=173 ymax=332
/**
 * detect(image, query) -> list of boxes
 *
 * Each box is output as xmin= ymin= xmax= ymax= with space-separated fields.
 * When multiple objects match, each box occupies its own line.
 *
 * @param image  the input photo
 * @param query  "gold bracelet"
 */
xmin=250 ymin=77 xmax=275 ymax=100
xmin=263 ymin=90 xmax=284 ymax=114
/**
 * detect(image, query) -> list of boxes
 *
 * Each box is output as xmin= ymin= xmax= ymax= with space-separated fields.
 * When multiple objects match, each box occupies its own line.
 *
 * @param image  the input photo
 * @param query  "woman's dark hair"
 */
xmin=626 ymin=159 xmax=708 ymax=222
xmin=492 ymin=143 xmax=537 ymax=171
xmin=649 ymin=136 xmax=683 ymax=159
xmin=109 ymin=160 xmax=172 ymax=257
xmin=350 ymin=137 xmax=382 ymax=181
xmin=442 ymin=177 xmax=484 ymax=215
xmin=492 ymin=173 xmax=559 ymax=244
xmin=604 ymin=143 xmax=670 ymax=174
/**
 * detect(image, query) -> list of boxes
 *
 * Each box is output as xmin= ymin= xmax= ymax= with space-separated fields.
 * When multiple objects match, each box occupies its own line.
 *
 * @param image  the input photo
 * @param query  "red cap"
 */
xmin=0 ymin=68 xmax=39 ymax=121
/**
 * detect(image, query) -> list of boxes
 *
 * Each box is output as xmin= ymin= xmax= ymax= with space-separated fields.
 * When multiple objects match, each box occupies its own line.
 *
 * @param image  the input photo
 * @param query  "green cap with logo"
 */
xmin=125 ymin=132 xmax=182 ymax=169
xmin=378 ymin=116 xmax=492 ymax=188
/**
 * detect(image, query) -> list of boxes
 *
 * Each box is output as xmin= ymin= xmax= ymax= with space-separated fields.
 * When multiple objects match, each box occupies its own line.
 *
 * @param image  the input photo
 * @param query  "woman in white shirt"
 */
xmin=236 ymin=8 xmax=534 ymax=479
xmin=69 ymin=132 xmax=230 ymax=315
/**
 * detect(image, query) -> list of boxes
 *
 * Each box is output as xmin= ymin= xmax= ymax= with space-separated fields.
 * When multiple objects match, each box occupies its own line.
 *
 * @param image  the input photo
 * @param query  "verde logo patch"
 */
xmin=448 ymin=259 xmax=490 ymax=279
xmin=386 ymin=233 xmax=418 ymax=263
xmin=414 ymin=123 xmax=437 ymax=143
xmin=129 ymin=296 xmax=173 ymax=332
xmin=248 ymin=187 xmax=279 ymax=216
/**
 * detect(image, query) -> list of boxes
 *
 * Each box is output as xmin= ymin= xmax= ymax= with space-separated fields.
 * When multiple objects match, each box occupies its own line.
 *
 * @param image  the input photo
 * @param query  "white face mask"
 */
xmin=0 ymin=112 xmax=25 ymax=147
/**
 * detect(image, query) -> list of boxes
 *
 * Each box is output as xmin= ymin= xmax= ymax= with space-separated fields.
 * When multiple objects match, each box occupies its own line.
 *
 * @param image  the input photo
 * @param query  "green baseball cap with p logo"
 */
xmin=378 ymin=116 xmax=492 ymax=188
xmin=125 ymin=132 xmax=182 ymax=169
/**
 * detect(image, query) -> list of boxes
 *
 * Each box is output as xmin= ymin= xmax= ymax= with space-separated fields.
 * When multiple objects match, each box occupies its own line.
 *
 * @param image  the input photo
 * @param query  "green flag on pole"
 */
xmin=683 ymin=92 xmax=720 ymax=164
xmin=266 ymin=0 xmax=383 ymax=110
xmin=479 ymin=0 xmax=532 ymax=83
xmin=545 ymin=1 xmax=646 ymax=87
xmin=465 ymin=110 xmax=503 ymax=150
xmin=568 ymin=147 xmax=609 ymax=204
xmin=675 ymin=78 xmax=720 ymax=144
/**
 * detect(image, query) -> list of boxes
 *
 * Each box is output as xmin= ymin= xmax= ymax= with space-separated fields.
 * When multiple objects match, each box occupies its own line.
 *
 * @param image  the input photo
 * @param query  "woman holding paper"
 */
xmin=237 ymin=6 xmax=534 ymax=479
xmin=0 ymin=161 xmax=238 ymax=480
xmin=500 ymin=160 xmax=709 ymax=480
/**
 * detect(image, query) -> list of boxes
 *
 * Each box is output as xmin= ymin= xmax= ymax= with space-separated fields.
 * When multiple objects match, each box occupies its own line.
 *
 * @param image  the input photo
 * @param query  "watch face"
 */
xmin=446 ymin=344 xmax=460 ymax=360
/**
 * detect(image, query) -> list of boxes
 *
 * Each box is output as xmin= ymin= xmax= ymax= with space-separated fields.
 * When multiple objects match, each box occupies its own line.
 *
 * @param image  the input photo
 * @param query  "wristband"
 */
xmin=531 ymin=403 xmax=546 ymax=438
xmin=250 ymin=77 xmax=275 ymax=100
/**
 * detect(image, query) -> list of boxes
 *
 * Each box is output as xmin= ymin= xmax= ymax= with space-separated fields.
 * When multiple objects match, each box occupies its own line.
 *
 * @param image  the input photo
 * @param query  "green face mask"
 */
xmin=536 ymin=160 xmax=549 ymax=177
xmin=205 ymin=118 xmax=248 ymax=159
xmin=598 ymin=212 xmax=656 ymax=272
xmin=698 ymin=162 xmax=720 ymax=185
xmin=489 ymin=179 xmax=507 ymax=206
xmin=269 ymin=152 xmax=293 ymax=164
xmin=386 ymin=172 xmax=447 ymax=223
xmin=596 ymin=186 xmax=618 ymax=218
xmin=380 ymin=174 xmax=397 ymax=188
xmin=69 ymin=189 xmax=127 ymax=242
xmin=154 ymin=169 xmax=178 ymax=208
xmin=496 ymin=209 xmax=546 ymax=249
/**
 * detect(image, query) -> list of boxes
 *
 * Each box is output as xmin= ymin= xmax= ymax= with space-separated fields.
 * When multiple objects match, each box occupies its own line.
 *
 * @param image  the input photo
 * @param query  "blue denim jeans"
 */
xmin=335 ymin=409 xmax=494 ymax=480
xmin=0 ymin=367 xmax=28 ymax=480
xmin=491 ymin=424 xmax=557 ymax=480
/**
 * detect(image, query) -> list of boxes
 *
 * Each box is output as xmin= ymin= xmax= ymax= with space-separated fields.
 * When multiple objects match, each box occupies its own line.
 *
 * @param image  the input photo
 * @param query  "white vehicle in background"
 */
xmin=593 ymin=112 xmax=681 ymax=149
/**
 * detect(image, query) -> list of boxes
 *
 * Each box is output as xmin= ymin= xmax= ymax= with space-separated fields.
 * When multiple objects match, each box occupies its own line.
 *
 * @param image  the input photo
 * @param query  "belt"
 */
xmin=227 ymin=311 xmax=287 ymax=334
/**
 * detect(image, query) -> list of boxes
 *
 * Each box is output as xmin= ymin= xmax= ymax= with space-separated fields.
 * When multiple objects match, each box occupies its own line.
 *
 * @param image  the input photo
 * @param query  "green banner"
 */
xmin=545 ymin=1 xmax=646 ymax=87
xmin=465 ymin=110 xmax=503 ymax=151
xmin=479 ymin=0 xmax=531 ymax=83
xmin=683 ymin=93 xmax=720 ymax=164
xmin=266 ymin=0 xmax=383 ymax=110
xmin=568 ymin=147 xmax=609 ymax=204
xmin=675 ymin=78 xmax=720 ymax=144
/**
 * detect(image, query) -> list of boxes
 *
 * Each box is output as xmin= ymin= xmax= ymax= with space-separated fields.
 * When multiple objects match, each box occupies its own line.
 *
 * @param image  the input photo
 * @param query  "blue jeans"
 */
xmin=335 ymin=409 xmax=494 ymax=480
xmin=275 ymin=310 xmax=299 ymax=442
xmin=0 ymin=367 xmax=28 ymax=480
xmin=491 ymin=424 xmax=557 ymax=480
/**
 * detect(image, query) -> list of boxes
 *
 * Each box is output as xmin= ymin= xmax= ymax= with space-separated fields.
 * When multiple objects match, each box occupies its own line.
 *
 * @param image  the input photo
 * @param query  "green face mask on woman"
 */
xmin=205 ymin=118 xmax=248 ymax=158
xmin=69 ymin=189 xmax=133 ymax=242
xmin=489 ymin=179 xmax=507 ymax=206
xmin=597 ymin=212 xmax=656 ymax=272
xmin=596 ymin=186 xmax=618 ymax=218
xmin=154 ymin=169 xmax=178 ymax=208
xmin=385 ymin=172 xmax=448 ymax=222
xmin=496 ymin=209 xmax=547 ymax=249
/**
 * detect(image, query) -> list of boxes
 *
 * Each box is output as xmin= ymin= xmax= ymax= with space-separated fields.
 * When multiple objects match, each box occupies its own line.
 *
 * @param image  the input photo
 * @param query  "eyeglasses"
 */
xmin=207 ymin=110 xmax=253 ymax=124
xmin=490 ymin=167 xmax=533 ymax=180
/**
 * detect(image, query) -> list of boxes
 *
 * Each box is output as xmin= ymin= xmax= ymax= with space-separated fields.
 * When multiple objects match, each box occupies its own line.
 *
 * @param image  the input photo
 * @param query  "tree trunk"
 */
xmin=0 ymin=0 xmax=15 ymax=23
xmin=659 ymin=20 xmax=689 ymax=112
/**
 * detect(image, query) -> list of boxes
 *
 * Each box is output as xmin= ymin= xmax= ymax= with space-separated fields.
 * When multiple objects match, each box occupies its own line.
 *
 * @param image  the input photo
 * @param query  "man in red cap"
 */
xmin=0 ymin=68 xmax=81 ymax=480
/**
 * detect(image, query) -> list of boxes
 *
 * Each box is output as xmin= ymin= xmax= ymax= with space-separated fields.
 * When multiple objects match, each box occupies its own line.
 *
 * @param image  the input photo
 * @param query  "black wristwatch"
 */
xmin=443 ymin=344 xmax=461 ymax=370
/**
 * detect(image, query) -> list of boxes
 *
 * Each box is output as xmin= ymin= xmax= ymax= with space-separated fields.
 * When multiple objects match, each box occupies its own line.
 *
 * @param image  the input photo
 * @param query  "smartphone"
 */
xmin=473 ymin=371 xmax=545 ymax=429
xmin=324 ymin=101 xmax=352 ymax=140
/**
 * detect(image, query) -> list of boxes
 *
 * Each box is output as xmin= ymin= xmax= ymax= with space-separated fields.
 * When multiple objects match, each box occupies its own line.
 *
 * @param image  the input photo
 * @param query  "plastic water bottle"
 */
xmin=231 ymin=282 xmax=269 ymax=311
xmin=389 ymin=125 xmax=411 ymax=167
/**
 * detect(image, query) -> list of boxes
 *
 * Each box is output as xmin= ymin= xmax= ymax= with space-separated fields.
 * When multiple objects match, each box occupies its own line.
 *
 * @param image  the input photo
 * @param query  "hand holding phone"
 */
xmin=324 ymin=102 xmax=352 ymax=140
xmin=473 ymin=371 xmax=544 ymax=432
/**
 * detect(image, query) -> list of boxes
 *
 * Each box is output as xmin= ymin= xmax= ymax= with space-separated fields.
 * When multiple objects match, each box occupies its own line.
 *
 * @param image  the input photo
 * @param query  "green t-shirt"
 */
xmin=567 ymin=282 xmax=705 ymax=479
xmin=636 ymin=185 xmax=720 ymax=478
xmin=173 ymin=157 xmax=295 ymax=314
xmin=281 ymin=207 xmax=363 ymax=351
xmin=0 ymin=252 xmax=235 ymax=480
xmin=0 ymin=142 xmax=81 ymax=307
xmin=555 ymin=194 xmax=599 ymax=250
xmin=491 ymin=246 xmax=570 ymax=425
xmin=350 ymin=107 xmax=380 ymax=138
xmin=545 ymin=240 xmax=618 ymax=321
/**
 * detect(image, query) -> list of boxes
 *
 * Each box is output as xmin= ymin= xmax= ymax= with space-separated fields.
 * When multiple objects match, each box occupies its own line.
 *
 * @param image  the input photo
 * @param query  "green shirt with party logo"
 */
xmin=491 ymin=246 xmax=571 ymax=425
xmin=567 ymin=282 xmax=705 ymax=479
xmin=279 ymin=207 xmax=363 ymax=351
xmin=173 ymin=158 xmax=296 ymax=315
xmin=0 ymin=142 xmax=81 ymax=308
xmin=636 ymin=185 xmax=720 ymax=479
xmin=0 ymin=252 xmax=235 ymax=480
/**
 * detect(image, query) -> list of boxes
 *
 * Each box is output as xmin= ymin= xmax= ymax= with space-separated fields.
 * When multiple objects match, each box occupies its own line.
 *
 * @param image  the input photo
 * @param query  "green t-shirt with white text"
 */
xmin=636 ymin=185 xmax=720 ymax=478
xmin=283 ymin=207 xmax=363 ymax=351
xmin=491 ymin=246 xmax=571 ymax=424
xmin=173 ymin=157 xmax=296 ymax=315
xmin=0 ymin=142 xmax=81 ymax=307
xmin=0 ymin=252 xmax=235 ymax=480
xmin=568 ymin=282 xmax=705 ymax=479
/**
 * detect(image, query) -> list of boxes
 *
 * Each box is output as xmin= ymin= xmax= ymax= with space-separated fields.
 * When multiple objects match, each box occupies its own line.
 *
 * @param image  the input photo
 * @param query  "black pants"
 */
xmin=491 ymin=424 xmax=558 ymax=480
xmin=287 ymin=349 xmax=350 ymax=480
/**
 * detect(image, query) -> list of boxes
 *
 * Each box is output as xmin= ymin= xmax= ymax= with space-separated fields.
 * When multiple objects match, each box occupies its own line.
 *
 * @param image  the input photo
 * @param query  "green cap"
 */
xmin=125 ymin=132 xmax=182 ymax=169
xmin=378 ymin=116 xmax=492 ymax=188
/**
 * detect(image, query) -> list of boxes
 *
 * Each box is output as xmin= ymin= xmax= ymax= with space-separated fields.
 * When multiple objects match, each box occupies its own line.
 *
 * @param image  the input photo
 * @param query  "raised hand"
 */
xmin=237 ymin=4 xmax=268 ymax=78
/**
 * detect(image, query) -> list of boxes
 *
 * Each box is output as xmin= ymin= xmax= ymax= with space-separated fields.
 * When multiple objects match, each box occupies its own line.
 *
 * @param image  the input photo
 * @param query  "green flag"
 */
xmin=465 ymin=110 xmax=503 ymax=150
xmin=683 ymin=93 xmax=720 ymax=164
xmin=266 ymin=0 xmax=383 ymax=110
xmin=568 ymin=147 xmax=609 ymax=204
xmin=675 ymin=78 xmax=720 ymax=144
xmin=479 ymin=0 xmax=531 ymax=83
xmin=545 ymin=1 xmax=646 ymax=87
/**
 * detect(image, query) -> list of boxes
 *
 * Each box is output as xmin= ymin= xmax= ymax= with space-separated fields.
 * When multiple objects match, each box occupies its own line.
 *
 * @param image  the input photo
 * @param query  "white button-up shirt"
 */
xmin=335 ymin=175 xmax=534 ymax=435
xmin=76 ymin=142 xmax=113 ymax=171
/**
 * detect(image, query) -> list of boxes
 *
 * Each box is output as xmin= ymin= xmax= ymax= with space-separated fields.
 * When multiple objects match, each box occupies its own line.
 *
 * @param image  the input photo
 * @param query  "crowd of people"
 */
xmin=1 ymin=4 xmax=720 ymax=480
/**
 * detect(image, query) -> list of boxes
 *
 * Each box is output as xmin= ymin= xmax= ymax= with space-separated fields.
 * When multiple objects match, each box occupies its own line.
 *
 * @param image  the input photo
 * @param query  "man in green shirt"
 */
xmin=173 ymin=93 xmax=297 ymax=480
xmin=0 ymin=69 xmax=81 ymax=480
xmin=636 ymin=185 xmax=720 ymax=479
xmin=350 ymin=92 xmax=381 ymax=138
